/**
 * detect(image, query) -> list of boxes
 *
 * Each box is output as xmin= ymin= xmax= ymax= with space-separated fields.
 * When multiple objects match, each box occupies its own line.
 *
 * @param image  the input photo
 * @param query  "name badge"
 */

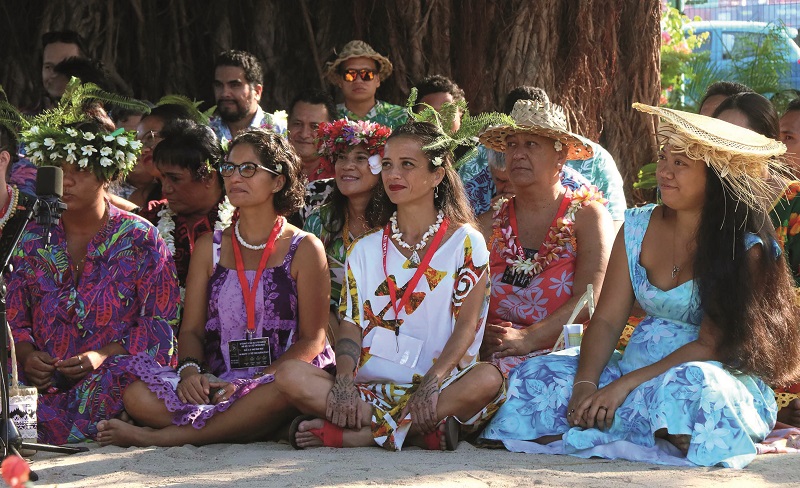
xmin=228 ymin=337 xmax=272 ymax=369
xmin=368 ymin=327 xmax=423 ymax=369
xmin=500 ymin=248 xmax=537 ymax=288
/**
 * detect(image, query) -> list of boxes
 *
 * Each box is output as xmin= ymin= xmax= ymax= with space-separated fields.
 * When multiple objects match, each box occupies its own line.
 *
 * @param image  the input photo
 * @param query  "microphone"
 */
xmin=34 ymin=166 xmax=67 ymax=247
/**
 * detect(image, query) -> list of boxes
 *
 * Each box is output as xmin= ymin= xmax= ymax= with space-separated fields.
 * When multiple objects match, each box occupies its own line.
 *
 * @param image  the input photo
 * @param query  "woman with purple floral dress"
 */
xmin=97 ymin=128 xmax=333 ymax=447
xmin=8 ymin=90 xmax=179 ymax=445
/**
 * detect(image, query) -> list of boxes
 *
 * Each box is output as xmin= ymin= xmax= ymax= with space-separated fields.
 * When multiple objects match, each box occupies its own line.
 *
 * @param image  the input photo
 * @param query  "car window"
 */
xmin=721 ymin=31 xmax=766 ymax=60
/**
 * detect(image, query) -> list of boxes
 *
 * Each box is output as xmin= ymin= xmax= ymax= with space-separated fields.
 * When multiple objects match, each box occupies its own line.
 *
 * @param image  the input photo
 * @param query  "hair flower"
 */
xmin=431 ymin=155 xmax=444 ymax=167
xmin=368 ymin=154 xmax=381 ymax=175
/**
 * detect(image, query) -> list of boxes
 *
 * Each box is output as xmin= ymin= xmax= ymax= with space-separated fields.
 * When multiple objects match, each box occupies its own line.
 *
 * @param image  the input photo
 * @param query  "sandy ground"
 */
xmin=20 ymin=441 xmax=800 ymax=488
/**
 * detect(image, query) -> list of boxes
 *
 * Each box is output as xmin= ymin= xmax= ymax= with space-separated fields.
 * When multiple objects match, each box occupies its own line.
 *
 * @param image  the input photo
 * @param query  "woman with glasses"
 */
xmin=277 ymin=121 xmax=505 ymax=451
xmin=97 ymin=128 xmax=334 ymax=447
xmin=323 ymin=40 xmax=406 ymax=129
xmin=138 ymin=119 xmax=226 ymax=324
xmin=303 ymin=119 xmax=391 ymax=345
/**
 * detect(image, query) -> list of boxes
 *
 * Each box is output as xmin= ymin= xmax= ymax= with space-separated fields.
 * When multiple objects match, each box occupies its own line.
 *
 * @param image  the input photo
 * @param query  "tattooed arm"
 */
xmin=326 ymin=320 xmax=364 ymax=429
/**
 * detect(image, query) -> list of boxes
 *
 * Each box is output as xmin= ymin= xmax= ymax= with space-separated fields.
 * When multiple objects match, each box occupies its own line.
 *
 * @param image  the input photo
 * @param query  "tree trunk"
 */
xmin=0 ymin=0 xmax=661 ymax=201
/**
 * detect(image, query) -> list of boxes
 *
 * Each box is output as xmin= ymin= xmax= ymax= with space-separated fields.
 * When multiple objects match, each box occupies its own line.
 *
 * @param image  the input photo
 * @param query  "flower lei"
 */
xmin=315 ymin=119 xmax=391 ymax=174
xmin=23 ymin=125 xmax=142 ymax=180
xmin=492 ymin=186 xmax=607 ymax=277
xmin=214 ymin=196 xmax=235 ymax=231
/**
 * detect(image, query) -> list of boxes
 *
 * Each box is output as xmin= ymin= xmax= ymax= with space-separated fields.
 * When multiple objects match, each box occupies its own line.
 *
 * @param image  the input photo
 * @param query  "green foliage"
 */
xmin=405 ymin=88 xmax=514 ymax=169
xmin=156 ymin=94 xmax=214 ymax=125
xmin=660 ymin=6 xmax=708 ymax=109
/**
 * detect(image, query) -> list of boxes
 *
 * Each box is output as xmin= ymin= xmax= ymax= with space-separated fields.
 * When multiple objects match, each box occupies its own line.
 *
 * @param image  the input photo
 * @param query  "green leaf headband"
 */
xmin=1 ymin=77 xmax=151 ymax=181
xmin=405 ymin=87 xmax=515 ymax=169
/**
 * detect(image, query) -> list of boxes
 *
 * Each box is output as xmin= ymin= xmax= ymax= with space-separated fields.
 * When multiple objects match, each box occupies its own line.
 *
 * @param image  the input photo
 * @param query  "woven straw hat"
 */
xmin=324 ymin=40 xmax=393 ymax=85
xmin=633 ymin=102 xmax=788 ymax=208
xmin=479 ymin=99 xmax=593 ymax=160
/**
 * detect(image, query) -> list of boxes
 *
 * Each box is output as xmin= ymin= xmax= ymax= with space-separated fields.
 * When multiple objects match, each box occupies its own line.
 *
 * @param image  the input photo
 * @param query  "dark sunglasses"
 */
xmin=342 ymin=69 xmax=376 ymax=82
xmin=219 ymin=162 xmax=279 ymax=178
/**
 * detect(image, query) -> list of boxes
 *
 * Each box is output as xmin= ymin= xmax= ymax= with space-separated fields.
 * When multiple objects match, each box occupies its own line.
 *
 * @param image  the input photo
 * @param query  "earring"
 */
xmin=434 ymin=185 xmax=440 ymax=199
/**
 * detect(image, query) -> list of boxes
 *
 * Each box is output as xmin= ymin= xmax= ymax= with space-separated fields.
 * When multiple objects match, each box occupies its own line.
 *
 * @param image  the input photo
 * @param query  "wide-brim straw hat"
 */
xmin=479 ymin=99 xmax=594 ymax=160
xmin=324 ymin=40 xmax=393 ymax=85
xmin=633 ymin=102 xmax=787 ymax=208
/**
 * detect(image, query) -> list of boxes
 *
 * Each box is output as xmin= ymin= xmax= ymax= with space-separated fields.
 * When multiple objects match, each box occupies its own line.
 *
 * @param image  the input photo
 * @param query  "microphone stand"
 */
xmin=0 ymin=195 xmax=86 ymax=483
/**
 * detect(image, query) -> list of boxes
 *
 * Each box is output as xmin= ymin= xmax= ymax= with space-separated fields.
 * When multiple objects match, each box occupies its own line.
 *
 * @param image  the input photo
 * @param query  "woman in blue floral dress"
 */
xmin=480 ymin=104 xmax=800 ymax=468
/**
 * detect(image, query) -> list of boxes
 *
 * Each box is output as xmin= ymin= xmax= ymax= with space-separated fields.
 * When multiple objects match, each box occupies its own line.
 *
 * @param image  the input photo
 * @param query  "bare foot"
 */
xmin=96 ymin=419 xmax=157 ymax=447
xmin=665 ymin=434 xmax=691 ymax=455
xmin=409 ymin=422 xmax=448 ymax=450
xmin=118 ymin=411 xmax=135 ymax=425
xmin=294 ymin=418 xmax=326 ymax=448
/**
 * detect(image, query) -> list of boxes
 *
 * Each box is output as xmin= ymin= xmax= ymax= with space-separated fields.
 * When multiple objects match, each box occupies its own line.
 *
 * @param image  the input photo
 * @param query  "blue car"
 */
xmin=686 ymin=20 xmax=800 ymax=91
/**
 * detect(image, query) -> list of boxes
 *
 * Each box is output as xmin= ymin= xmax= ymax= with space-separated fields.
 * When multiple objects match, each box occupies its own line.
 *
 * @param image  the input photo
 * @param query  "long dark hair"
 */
xmin=711 ymin=92 xmax=779 ymax=139
xmin=693 ymin=166 xmax=800 ymax=385
xmin=320 ymin=148 xmax=383 ymax=239
xmin=368 ymin=121 xmax=476 ymax=228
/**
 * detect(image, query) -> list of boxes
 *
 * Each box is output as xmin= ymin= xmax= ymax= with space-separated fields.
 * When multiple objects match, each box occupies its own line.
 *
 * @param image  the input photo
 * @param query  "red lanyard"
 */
xmin=381 ymin=216 xmax=450 ymax=334
xmin=231 ymin=216 xmax=284 ymax=335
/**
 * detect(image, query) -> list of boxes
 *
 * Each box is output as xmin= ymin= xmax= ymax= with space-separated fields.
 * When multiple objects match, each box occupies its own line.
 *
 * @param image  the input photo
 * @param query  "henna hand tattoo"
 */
xmin=336 ymin=338 xmax=361 ymax=372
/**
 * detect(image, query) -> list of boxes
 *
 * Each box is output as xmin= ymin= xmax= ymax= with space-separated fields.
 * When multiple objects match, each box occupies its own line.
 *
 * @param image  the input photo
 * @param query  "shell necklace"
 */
xmin=389 ymin=210 xmax=444 ymax=265
xmin=235 ymin=219 xmax=268 ymax=250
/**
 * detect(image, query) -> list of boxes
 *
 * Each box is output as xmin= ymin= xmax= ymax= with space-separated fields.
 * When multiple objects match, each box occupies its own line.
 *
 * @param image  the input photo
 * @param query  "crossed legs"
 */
xmin=96 ymin=379 xmax=295 ymax=447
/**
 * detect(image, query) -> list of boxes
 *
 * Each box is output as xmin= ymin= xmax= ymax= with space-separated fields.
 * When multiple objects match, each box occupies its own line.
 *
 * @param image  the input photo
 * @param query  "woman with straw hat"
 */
xmin=477 ymin=99 xmax=614 ymax=377
xmin=479 ymin=104 xmax=800 ymax=468
xmin=323 ymin=40 xmax=407 ymax=129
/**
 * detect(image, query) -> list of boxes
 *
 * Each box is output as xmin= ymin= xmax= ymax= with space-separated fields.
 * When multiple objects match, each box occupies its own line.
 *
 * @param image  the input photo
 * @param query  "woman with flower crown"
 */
xmin=96 ymin=128 xmax=334 ymax=447
xmin=479 ymin=104 xmax=800 ymax=468
xmin=276 ymin=121 xmax=505 ymax=451
xmin=137 ymin=119 xmax=229 ymax=329
xmin=303 ymin=119 xmax=391 ymax=344
xmin=476 ymin=100 xmax=615 ymax=377
xmin=8 ymin=109 xmax=180 ymax=445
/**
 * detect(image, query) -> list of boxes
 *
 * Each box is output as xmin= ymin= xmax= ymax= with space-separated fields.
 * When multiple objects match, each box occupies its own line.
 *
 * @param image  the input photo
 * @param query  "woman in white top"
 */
xmin=276 ymin=121 xmax=505 ymax=451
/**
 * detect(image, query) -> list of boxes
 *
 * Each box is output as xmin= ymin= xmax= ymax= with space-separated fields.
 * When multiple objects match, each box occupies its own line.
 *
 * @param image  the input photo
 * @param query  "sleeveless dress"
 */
xmin=126 ymin=229 xmax=335 ymax=428
xmin=487 ymin=186 xmax=606 ymax=376
xmin=479 ymin=205 xmax=776 ymax=468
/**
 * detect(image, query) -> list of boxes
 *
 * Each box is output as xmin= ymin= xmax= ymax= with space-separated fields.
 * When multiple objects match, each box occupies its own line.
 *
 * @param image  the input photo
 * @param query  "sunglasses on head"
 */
xmin=342 ymin=69 xmax=376 ymax=82
xmin=219 ymin=162 xmax=280 ymax=178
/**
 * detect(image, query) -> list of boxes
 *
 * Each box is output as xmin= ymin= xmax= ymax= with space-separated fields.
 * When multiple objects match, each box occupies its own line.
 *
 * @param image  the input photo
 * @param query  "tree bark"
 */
xmin=0 ymin=0 xmax=661 ymax=202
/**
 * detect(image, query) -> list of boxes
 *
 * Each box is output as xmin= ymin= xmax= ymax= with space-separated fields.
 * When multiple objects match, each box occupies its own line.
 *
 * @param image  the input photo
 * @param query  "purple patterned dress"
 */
xmin=7 ymin=204 xmax=180 ymax=444
xmin=126 ymin=229 xmax=335 ymax=428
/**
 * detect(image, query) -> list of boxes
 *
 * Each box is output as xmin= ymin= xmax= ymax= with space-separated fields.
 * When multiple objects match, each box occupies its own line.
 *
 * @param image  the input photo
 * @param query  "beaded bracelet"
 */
xmin=177 ymin=362 xmax=201 ymax=376
xmin=573 ymin=380 xmax=598 ymax=389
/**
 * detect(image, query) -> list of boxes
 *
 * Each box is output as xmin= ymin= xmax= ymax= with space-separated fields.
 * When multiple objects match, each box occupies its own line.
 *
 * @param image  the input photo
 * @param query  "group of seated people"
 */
xmin=0 ymin=33 xmax=798 ymax=470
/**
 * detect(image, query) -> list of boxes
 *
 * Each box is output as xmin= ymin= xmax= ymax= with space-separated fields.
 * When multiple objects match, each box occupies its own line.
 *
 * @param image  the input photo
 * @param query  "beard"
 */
xmin=216 ymin=99 xmax=250 ymax=123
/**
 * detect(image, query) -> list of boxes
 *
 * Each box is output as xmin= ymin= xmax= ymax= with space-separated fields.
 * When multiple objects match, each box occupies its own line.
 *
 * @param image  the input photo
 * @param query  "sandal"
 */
xmin=423 ymin=416 xmax=459 ymax=451
xmin=289 ymin=415 xmax=344 ymax=450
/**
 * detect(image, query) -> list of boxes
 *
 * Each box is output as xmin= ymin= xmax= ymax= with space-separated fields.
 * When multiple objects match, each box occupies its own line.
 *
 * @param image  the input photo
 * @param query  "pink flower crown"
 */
xmin=315 ymin=119 xmax=392 ymax=164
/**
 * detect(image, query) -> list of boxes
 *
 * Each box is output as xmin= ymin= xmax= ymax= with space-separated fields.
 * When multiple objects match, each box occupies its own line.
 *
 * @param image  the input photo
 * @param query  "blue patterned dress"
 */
xmin=480 ymin=205 xmax=776 ymax=468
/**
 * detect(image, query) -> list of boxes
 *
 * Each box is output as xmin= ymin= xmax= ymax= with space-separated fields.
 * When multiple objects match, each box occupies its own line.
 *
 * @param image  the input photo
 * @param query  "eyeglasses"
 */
xmin=137 ymin=130 xmax=161 ymax=150
xmin=219 ymin=162 xmax=280 ymax=178
xmin=342 ymin=69 xmax=376 ymax=82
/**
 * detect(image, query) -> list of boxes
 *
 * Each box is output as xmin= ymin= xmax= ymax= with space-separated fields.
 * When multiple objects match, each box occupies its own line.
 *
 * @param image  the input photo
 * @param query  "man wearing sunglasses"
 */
xmin=323 ymin=40 xmax=406 ymax=129
xmin=209 ymin=50 xmax=286 ymax=145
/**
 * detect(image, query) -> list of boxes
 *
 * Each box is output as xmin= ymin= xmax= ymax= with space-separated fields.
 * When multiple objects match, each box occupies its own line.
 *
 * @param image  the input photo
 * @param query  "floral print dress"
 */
xmin=479 ymin=205 xmax=776 ymax=468
xmin=486 ymin=186 xmax=606 ymax=376
xmin=340 ymin=225 xmax=505 ymax=450
xmin=7 ymin=204 xmax=179 ymax=444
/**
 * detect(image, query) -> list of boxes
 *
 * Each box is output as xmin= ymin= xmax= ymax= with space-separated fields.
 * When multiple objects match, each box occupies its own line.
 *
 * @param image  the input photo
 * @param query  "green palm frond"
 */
xmin=404 ymin=88 xmax=513 ymax=169
xmin=0 ymin=85 xmax=27 ymax=139
xmin=156 ymin=94 xmax=212 ymax=125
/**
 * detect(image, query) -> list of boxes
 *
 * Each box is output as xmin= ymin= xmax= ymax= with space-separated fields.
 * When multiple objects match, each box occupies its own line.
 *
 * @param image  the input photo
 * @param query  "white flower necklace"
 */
xmin=234 ymin=220 xmax=268 ymax=250
xmin=156 ymin=205 xmax=177 ymax=256
xmin=215 ymin=196 xmax=235 ymax=231
xmin=389 ymin=210 xmax=444 ymax=265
